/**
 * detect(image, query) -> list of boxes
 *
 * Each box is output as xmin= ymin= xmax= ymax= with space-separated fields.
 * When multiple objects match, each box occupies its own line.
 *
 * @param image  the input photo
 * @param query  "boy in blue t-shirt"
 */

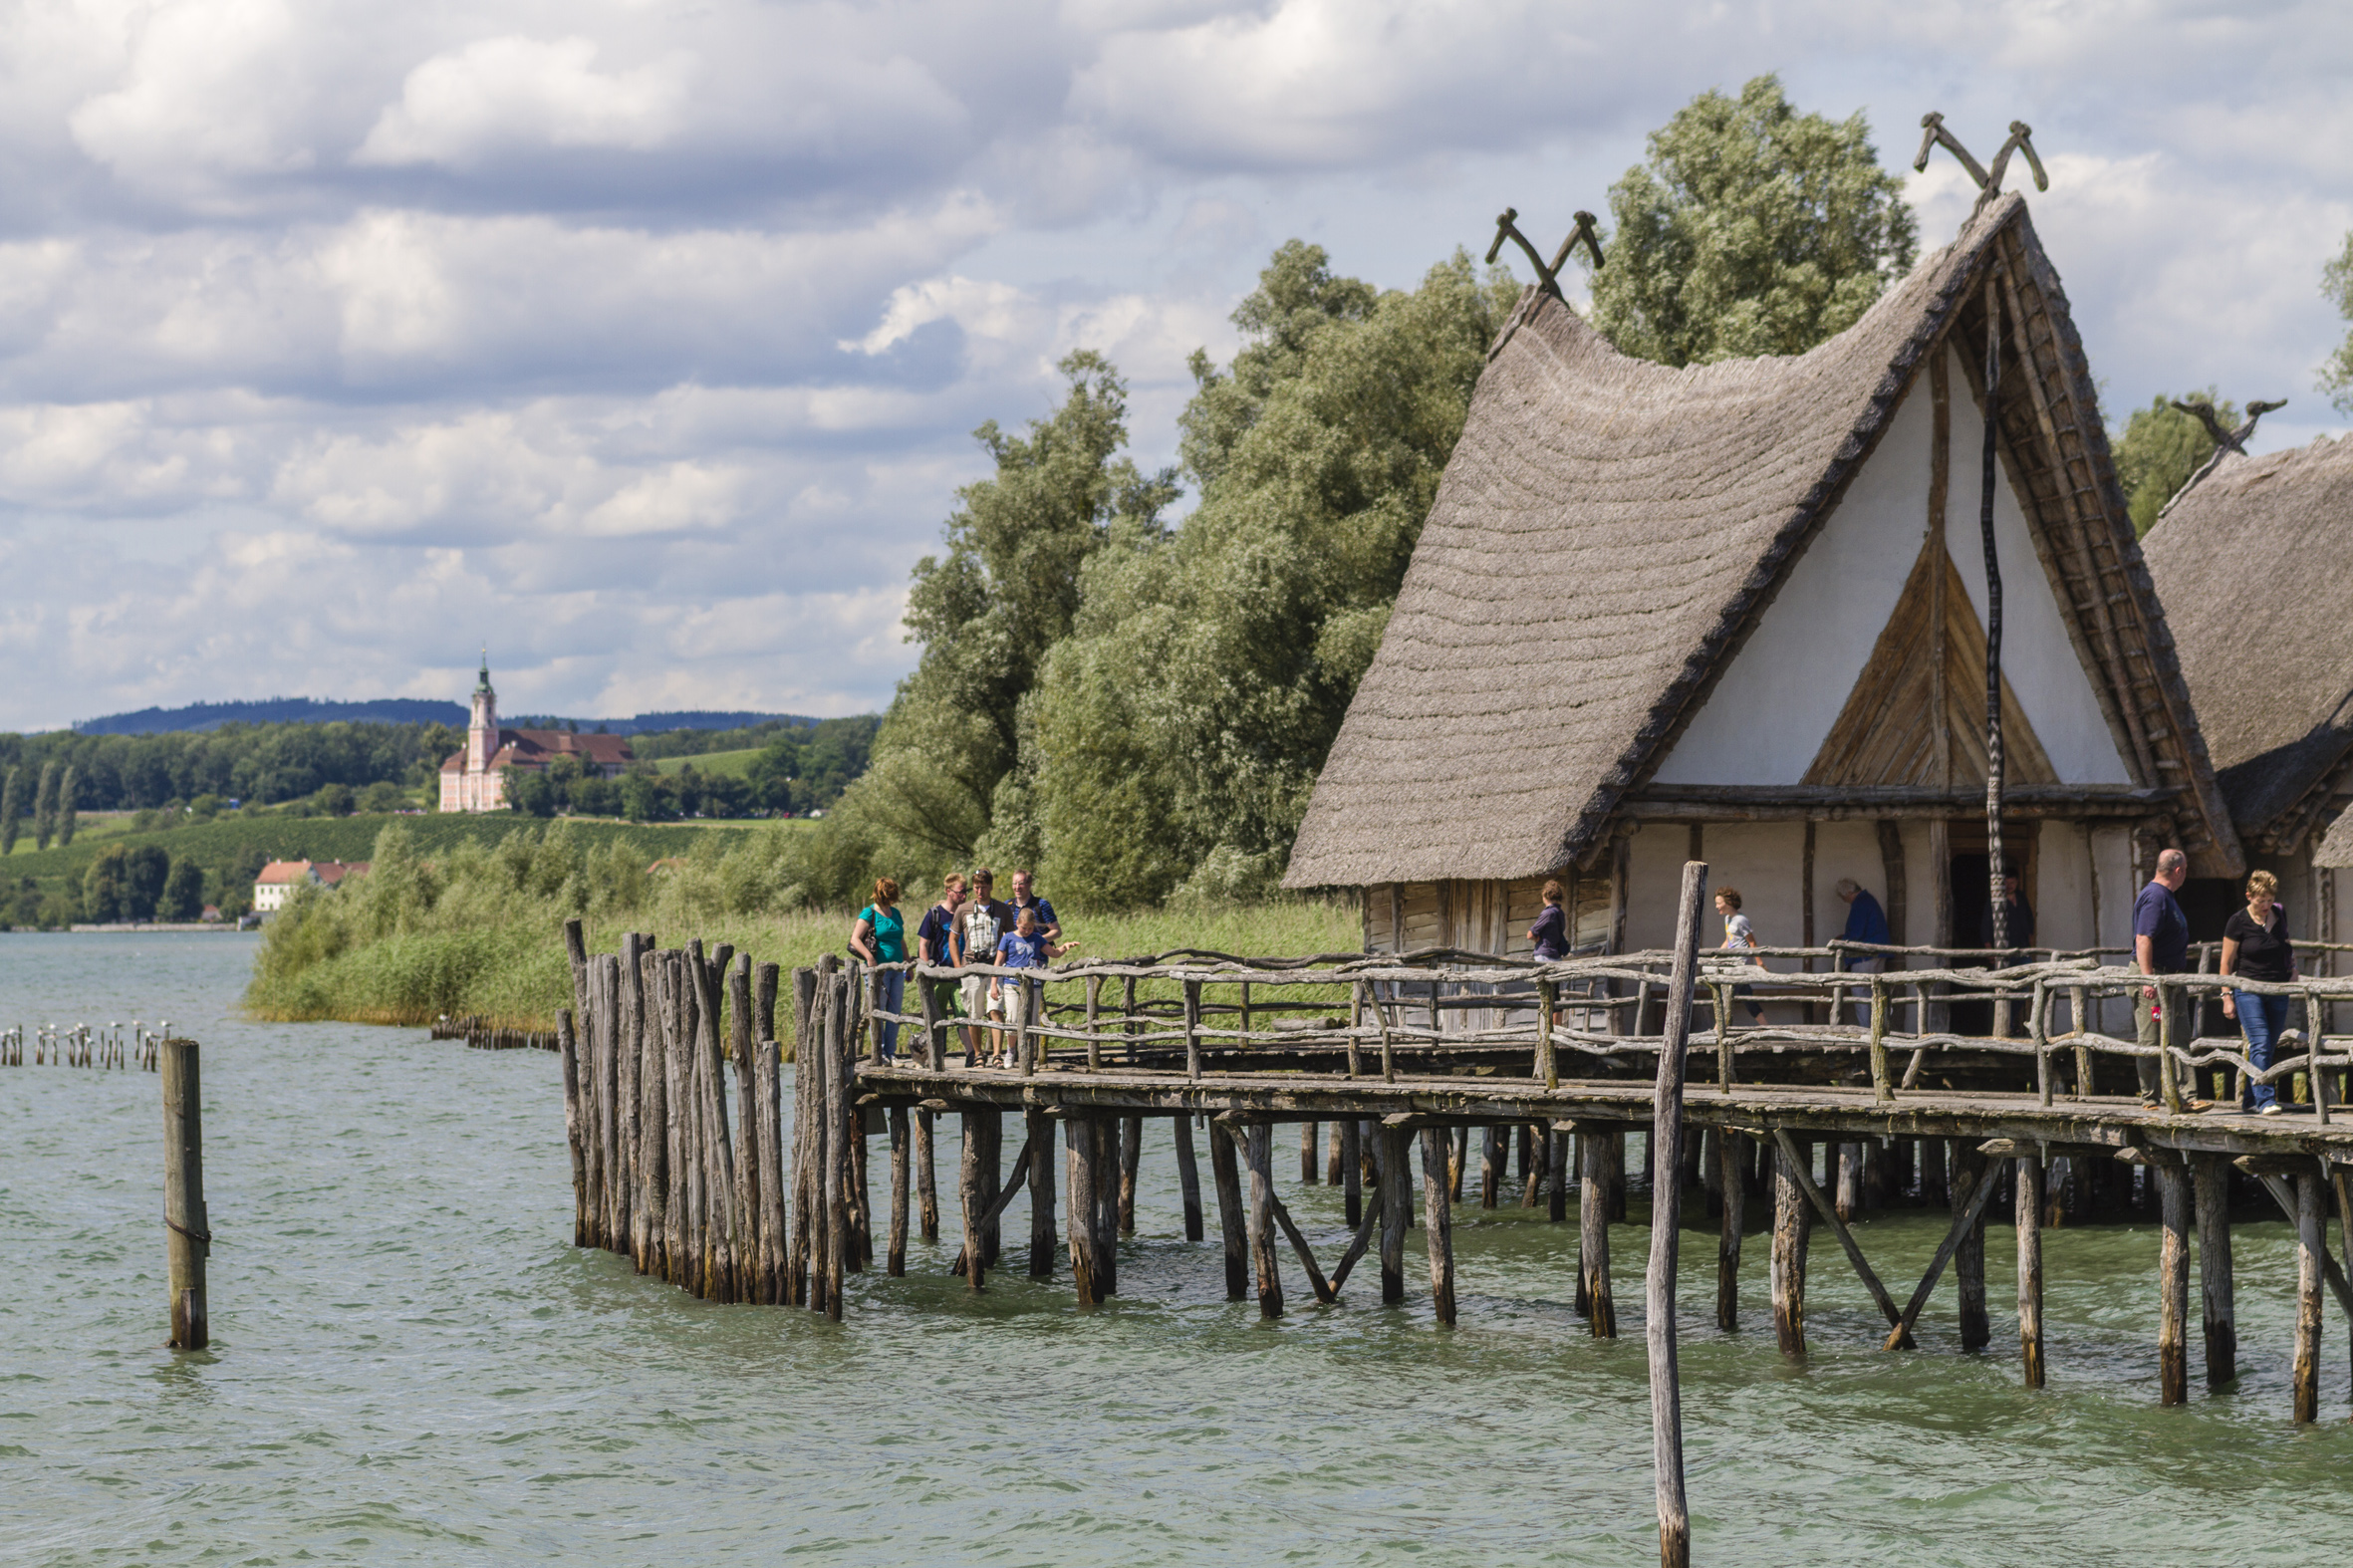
xmin=988 ymin=908 xmax=1079 ymax=1069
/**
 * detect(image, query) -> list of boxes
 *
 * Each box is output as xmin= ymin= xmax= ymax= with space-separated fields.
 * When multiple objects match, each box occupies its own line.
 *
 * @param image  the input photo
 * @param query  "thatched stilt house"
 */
xmin=2144 ymin=433 xmax=2353 ymax=956
xmin=1284 ymin=194 xmax=2241 ymax=974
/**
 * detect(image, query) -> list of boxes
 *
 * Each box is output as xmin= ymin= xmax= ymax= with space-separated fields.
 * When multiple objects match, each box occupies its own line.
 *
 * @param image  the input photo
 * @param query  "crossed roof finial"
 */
xmin=1484 ymin=208 xmax=1605 ymax=297
xmin=1914 ymin=114 xmax=2050 ymax=210
xmin=2157 ymin=397 xmax=2289 ymax=520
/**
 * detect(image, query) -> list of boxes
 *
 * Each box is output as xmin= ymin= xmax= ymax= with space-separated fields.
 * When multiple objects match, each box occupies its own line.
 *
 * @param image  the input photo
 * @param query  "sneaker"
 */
xmin=2259 ymin=1103 xmax=2283 ymax=1116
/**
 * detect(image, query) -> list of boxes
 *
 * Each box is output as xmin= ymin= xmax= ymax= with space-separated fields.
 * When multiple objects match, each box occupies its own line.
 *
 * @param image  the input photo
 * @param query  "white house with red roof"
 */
xmin=254 ymin=860 xmax=370 ymax=913
xmin=438 ymin=655 xmax=634 ymax=812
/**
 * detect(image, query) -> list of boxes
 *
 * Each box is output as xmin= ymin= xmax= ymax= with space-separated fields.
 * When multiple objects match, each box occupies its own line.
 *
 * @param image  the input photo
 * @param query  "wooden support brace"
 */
xmin=1769 ymin=1128 xmax=1910 ymax=1345
xmin=1885 ymin=1147 xmax=2004 ymax=1351
xmin=1265 ymin=1188 xmax=1338 ymax=1305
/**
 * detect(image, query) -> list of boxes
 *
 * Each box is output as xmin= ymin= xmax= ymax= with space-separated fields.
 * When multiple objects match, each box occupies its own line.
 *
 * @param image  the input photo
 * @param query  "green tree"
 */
xmin=124 ymin=844 xmax=171 ymax=919
xmin=0 ymin=767 xmax=18 ymax=856
xmin=2324 ymin=230 xmax=2353 ymax=413
xmin=55 ymin=767 xmax=76 ymax=846
xmin=84 ymin=846 xmax=128 ymax=922
xmin=872 ymin=352 xmax=1179 ymax=871
xmin=1587 ymin=74 xmax=1918 ymax=367
xmin=31 ymin=761 xmax=57 ymax=851
xmin=1021 ymin=243 xmax=1517 ymax=905
xmin=2113 ymin=391 xmax=2239 ymax=536
xmin=159 ymin=856 xmax=205 ymax=920
xmin=360 ymin=780 xmax=406 ymax=813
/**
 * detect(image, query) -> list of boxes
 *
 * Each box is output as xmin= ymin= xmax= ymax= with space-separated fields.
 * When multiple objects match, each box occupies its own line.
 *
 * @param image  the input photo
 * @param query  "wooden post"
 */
xmin=875 ymin=1103 xmax=907 ymax=1280
xmin=2156 ymin=1159 xmax=2191 ymax=1406
xmin=1649 ymin=860 xmax=1707 ymax=1568
xmin=958 ymin=1110 xmax=987 ymax=1292
xmin=1092 ymin=1115 xmax=1119 ymax=1296
xmin=559 ymin=1010 xmax=588 ymax=1247
xmin=1536 ymin=978 xmax=1558 ymax=1090
xmin=1121 ymin=1116 xmax=1143 ymax=1234
xmin=1209 ymin=1118 xmax=1248 ymax=1301
xmin=915 ymin=1109 xmax=939 ymax=1243
xmin=978 ymin=1111 xmax=1004 ymax=1272
xmin=1481 ymin=1123 xmax=1502 ymax=1209
xmin=1868 ymin=980 xmax=1892 ymax=1103
xmin=1717 ymin=1130 xmax=1745 ymax=1331
xmin=1379 ymin=1123 xmax=1411 ymax=1305
xmin=1836 ymin=1142 xmax=1863 ymax=1224
xmin=755 ymin=1037 xmax=786 ymax=1302
xmin=160 ymin=1037 xmax=208 ymax=1350
xmin=1068 ymin=1114 xmax=1099 ymax=1304
xmin=2294 ymin=1168 xmax=2324 ymax=1424
xmin=1341 ymin=1118 xmax=1363 ymax=1228
xmin=1244 ymin=1122 xmax=1285 ymax=1318
xmin=1953 ymin=1139 xmax=1990 ymax=1351
xmin=727 ymin=957 xmax=762 ymax=1297
xmin=918 ymin=973 xmax=945 ymax=1071
xmin=1582 ymin=1123 xmax=1616 ymax=1338
xmin=2194 ymin=1154 xmax=2235 ymax=1387
xmin=1421 ymin=1125 xmax=1457 ymax=1326
xmin=2016 ymin=1153 xmax=2045 ymax=1389
xmin=1549 ymin=1129 xmax=1569 ymax=1223
xmin=1303 ymin=1120 xmax=1320 ymax=1184
xmin=1183 ymin=979 xmax=1202 ymax=1081
xmin=1175 ymin=1114 xmax=1205 ymax=1242
xmin=1027 ymin=1106 xmax=1057 ymax=1278
xmin=643 ymin=947 xmax=673 ymax=1279
xmin=1771 ymin=1132 xmax=1809 ymax=1357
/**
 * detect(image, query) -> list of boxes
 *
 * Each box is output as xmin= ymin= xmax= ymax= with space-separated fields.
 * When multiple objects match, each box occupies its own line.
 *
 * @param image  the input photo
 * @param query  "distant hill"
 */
xmin=77 ymin=698 xmax=467 ymax=734
xmin=73 ymin=700 xmax=816 ymax=737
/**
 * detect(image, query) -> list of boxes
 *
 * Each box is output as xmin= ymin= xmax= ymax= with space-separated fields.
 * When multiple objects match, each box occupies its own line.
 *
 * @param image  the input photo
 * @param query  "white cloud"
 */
xmin=356 ymin=36 xmax=695 ymax=168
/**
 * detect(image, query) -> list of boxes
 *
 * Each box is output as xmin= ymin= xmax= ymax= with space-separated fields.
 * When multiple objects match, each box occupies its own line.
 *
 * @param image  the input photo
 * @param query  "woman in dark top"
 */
xmin=2221 ymin=869 xmax=2298 ymax=1114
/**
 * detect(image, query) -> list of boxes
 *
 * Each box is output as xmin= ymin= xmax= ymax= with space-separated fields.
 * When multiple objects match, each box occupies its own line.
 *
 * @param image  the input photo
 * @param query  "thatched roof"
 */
xmin=1286 ymin=194 xmax=2237 ymax=888
xmin=2146 ymin=433 xmax=2353 ymax=855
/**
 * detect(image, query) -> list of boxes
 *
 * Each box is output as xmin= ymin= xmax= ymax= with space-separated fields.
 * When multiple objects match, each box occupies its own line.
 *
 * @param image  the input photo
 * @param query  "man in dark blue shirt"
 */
xmin=2133 ymin=848 xmax=2196 ymax=1108
xmin=1834 ymin=879 xmax=1892 ymax=1025
xmin=1008 ymin=869 xmax=1060 ymax=944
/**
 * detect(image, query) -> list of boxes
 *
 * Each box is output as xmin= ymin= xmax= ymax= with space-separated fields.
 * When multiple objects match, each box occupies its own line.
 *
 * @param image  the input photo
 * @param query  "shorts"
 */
xmin=1002 ymin=977 xmax=1033 ymax=1033
xmin=961 ymin=974 xmax=1002 ymax=1020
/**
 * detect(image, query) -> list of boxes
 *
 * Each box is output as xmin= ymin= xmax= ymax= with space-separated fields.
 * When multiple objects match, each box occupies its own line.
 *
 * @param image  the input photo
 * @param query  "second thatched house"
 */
xmin=1284 ymin=192 xmax=2241 ymax=971
xmin=2144 ymin=432 xmax=2353 ymax=952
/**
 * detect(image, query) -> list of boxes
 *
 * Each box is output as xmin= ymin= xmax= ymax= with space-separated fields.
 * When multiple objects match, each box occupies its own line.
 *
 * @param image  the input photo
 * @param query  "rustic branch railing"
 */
xmin=844 ymin=948 xmax=2353 ymax=1124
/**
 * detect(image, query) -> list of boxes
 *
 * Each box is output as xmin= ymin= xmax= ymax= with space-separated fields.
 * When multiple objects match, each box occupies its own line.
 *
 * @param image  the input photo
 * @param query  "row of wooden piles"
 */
xmin=0 ymin=1023 xmax=154 ymax=1068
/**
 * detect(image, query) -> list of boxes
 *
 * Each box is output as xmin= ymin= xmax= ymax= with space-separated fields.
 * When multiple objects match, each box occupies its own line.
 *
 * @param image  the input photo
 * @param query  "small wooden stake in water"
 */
xmin=161 ymin=1037 xmax=208 ymax=1350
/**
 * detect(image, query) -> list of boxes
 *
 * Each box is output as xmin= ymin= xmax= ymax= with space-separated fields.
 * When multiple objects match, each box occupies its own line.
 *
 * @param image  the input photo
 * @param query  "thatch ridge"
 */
xmin=2145 ymin=433 xmax=2353 ymax=851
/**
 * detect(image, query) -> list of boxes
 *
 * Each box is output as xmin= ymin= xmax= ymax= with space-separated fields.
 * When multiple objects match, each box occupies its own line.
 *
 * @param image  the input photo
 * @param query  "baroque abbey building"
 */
xmin=439 ymin=657 xmax=634 ymax=812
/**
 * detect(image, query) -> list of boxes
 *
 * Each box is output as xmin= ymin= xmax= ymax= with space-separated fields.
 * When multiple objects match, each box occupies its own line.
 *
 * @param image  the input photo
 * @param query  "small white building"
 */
xmin=253 ymin=860 xmax=368 ymax=914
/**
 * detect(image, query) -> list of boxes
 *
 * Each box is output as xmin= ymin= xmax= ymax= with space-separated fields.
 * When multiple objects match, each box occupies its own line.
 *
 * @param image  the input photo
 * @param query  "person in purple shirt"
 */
xmin=1527 ymin=879 xmax=1569 ymax=960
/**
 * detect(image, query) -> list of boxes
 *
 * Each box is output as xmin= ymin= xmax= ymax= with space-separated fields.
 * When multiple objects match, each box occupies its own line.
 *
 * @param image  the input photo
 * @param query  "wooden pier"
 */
xmin=551 ymin=900 xmax=2353 ymax=1423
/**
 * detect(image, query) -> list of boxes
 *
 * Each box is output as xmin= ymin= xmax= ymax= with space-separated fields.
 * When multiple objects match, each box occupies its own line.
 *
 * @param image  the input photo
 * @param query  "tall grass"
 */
xmin=243 ymin=818 xmax=1360 ymax=1048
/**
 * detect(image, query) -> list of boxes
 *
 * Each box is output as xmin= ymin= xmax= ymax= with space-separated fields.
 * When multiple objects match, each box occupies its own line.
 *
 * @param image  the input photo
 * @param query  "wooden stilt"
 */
xmin=1245 ymin=1123 xmax=1285 ymax=1319
xmin=977 ymin=1111 xmax=1003 ymax=1271
xmin=1771 ymin=1132 xmax=1809 ymax=1357
xmin=1717 ymin=1129 xmax=1744 ymax=1331
xmin=2016 ymin=1152 xmax=2044 ymax=1388
xmin=1093 ymin=1116 xmax=1119 ymax=1296
xmin=915 ymin=1108 xmax=939 ymax=1243
xmin=1953 ymin=1139 xmax=1990 ymax=1351
xmin=1481 ymin=1123 xmax=1502 ymax=1208
xmin=1582 ymin=1123 xmax=1616 ymax=1338
xmin=1120 ymin=1115 xmax=1142 ymax=1234
xmin=1175 ymin=1114 xmax=1205 ymax=1242
xmin=1449 ymin=1125 xmax=1469 ymax=1203
xmin=1379 ymin=1123 xmax=1410 ymax=1305
xmin=1341 ymin=1118 xmax=1363 ymax=1228
xmin=1549 ymin=1130 xmax=1569 ymax=1223
xmin=160 ymin=1036 xmax=208 ymax=1350
xmin=1836 ymin=1141 xmax=1863 ymax=1223
xmin=958 ymin=1110 xmax=987 ymax=1293
xmin=1421 ymin=1126 xmax=1457 ymax=1326
xmin=559 ymin=1010 xmax=588 ymax=1247
xmin=1209 ymin=1118 xmax=1248 ymax=1302
xmin=2157 ymin=1160 xmax=2191 ymax=1406
xmin=1027 ymin=1106 xmax=1057 ymax=1277
xmin=1648 ymin=858 xmax=1707 ymax=1568
xmin=2294 ymin=1169 xmax=2324 ymax=1424
xmin=887 ymin=1106 xmax=910 ymax=1277
xmin=2194 ymin=1154 xmax=2235 ymax=1387
xmin=1329 ymin=1120 xmax=1346 ymax=1186
xmin=1068 ymin=1114 xmax=1099 ymax=1304
xmin=1302 ymin=1120 xmax=1320 ymax=1184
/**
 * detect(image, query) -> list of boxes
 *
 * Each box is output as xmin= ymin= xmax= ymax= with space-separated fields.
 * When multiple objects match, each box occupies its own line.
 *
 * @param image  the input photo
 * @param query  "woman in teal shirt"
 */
xmin=850 ymin=877 xmax=909 ymax=1059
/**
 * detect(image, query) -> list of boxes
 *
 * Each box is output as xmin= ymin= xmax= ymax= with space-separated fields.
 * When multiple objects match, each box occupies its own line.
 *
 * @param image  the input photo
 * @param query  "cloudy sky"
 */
xmin=1 ymin=0 xmax=2347 ymax=730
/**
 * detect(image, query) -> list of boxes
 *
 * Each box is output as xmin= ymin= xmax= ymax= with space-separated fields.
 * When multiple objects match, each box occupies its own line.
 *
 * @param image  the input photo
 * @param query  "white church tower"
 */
xmin=466 ymin=652 xmax=497 ymax=774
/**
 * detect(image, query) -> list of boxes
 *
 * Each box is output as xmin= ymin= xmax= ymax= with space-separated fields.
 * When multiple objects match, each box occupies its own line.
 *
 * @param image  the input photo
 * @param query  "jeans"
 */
xmin=1729 ymin=983 xmax=1764 ymax=1021
xmin=2235 ymin=989 xmax=2291 ymax=1110
xmin=2136 ymin=981 xmax=2187 ymax=1101
xmin=876 ymin=968 xmax=905 ymax=1059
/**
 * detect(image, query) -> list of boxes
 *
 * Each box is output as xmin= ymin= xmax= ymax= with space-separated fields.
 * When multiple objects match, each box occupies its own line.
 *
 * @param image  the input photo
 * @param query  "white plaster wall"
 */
xmin=1809 ymin=821 xmax=1888 ymax=945
xmin=1899 ymin=821 xmax=1939 ymax=949
xmin=1652 ymin=381 xmax=1933 ymax=784
xmin=2088 ymin=824 xmax=2137 ymax=1035
xmin=1943 ymin=345 xmax=2132 ymax=784
xmin=1623 ymin=827 xmax=1690 ymax=951
xmin=1699 ymin=822 xmax=1807 ymax=968
xmin=2037 ymin=821 xmax=2096 ymax=952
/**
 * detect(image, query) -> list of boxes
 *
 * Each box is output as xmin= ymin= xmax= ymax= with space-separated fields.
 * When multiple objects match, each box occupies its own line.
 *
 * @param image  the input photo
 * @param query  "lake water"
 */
xmin=7 ymin=932 xmax=2353 ymax=1566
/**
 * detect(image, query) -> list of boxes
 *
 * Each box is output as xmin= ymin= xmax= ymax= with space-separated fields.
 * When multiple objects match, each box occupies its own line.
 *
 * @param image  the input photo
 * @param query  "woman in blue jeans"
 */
xmin=2221 ymin=869 xmax=2298 ymax=1114
xmin=849 ymin=877 xmax=909 ymax=1060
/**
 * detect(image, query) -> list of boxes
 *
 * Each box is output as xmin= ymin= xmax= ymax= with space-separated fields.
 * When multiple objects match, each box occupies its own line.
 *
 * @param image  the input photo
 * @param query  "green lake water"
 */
xmin=7 ymin=932 xmax=2353 ymax=1565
